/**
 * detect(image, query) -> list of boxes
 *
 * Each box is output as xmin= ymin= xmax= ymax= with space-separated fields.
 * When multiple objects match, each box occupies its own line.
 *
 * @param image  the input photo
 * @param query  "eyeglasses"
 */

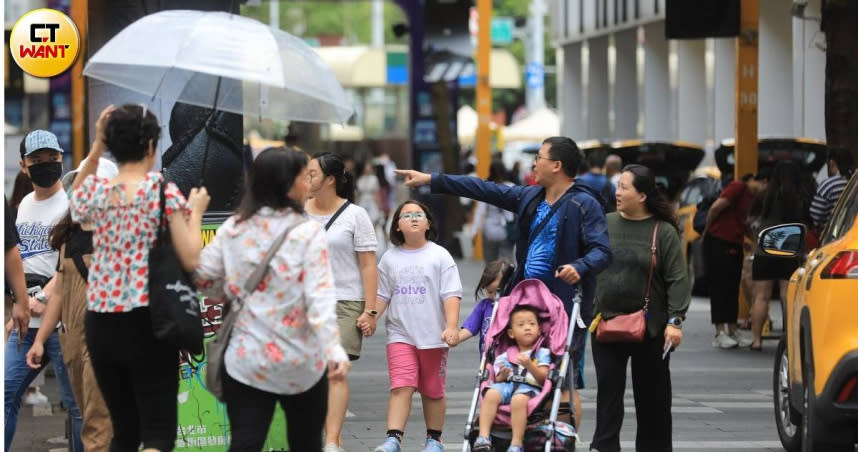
xmin=399 ymin=212 xmax=427 ymax=221
xmin=534 ymin=154 xmax=556 ymax=163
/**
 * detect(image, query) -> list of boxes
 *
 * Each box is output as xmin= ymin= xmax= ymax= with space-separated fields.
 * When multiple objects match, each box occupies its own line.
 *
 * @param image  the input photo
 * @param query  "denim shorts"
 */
xmin=486 ymin=382 xmax=541 ymax=405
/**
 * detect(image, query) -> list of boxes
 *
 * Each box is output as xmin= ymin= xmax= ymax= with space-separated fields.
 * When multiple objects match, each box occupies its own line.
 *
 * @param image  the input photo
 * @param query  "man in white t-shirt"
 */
xmin=5 ymin=130 xmax=82 ymax=451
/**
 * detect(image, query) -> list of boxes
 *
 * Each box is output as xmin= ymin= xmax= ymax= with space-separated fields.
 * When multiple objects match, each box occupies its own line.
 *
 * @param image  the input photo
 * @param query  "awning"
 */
xmin=503 ymin=108 xmax=560 ymax=143
xmin=313 ymin=45 xmax=521 ymax=89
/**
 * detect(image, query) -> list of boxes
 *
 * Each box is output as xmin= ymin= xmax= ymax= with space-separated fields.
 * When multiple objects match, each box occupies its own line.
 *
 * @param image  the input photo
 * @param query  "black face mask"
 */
xmin=27 ymin=161 xmax=63 ymax=188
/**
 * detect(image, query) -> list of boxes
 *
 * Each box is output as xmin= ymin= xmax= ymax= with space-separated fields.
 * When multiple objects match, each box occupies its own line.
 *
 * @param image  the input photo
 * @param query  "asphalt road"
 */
xmin=12 ymin=258 xmax=795 ymax=452
xmin=340 ymin=259 xmax=791 ymax=452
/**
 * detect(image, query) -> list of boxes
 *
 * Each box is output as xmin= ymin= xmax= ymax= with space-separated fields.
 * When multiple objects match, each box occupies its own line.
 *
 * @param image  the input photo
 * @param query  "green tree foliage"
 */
xmin=241 ymin=1 xmax=408 ymax=45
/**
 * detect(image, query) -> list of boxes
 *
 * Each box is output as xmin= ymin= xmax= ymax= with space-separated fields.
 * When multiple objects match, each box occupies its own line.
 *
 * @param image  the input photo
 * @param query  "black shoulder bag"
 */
xmin=149 ymin=181 xmax=204 ymax=355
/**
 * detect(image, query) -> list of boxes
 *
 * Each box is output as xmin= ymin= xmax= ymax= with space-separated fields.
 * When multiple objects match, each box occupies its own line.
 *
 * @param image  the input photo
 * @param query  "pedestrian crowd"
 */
xmin=701 ymin=149 xmax=848 ymax=352
xmin=4 ymin=106 xmax=846 ymax=452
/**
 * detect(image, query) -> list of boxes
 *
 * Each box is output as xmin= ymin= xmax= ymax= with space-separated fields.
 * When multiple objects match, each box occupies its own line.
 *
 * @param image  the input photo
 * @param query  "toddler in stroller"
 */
xmin=464 ymin=279 xmax=579 ymax=452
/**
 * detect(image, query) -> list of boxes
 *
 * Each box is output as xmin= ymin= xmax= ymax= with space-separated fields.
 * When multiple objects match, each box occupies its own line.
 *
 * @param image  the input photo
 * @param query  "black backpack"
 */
xmin=693 ymin=191 xmax=720 ymax=234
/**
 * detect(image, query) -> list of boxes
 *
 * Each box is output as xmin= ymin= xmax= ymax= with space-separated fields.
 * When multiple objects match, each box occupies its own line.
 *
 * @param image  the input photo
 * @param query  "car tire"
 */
xmin=800 ymin=353 xmax=853 ymax=452
xmin=774 ymin=339 xmax=801 ymax=452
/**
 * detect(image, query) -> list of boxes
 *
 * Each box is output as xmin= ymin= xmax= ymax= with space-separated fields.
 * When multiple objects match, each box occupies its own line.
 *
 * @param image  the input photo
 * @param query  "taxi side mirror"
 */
xmin=752 ymin=224 xmax=806 ymax=280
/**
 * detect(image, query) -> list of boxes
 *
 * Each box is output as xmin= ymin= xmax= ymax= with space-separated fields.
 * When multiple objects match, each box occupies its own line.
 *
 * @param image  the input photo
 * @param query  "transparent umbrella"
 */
xmin=83 ymin=10 xmax=354 ymax=124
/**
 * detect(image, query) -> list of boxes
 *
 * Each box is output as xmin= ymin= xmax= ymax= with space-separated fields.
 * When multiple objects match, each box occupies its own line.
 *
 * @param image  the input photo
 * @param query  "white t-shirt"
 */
xmin=377 ymin=242 xmax=463 ymax=349
xmin=16 ymin=189 xmax=69 ymax=328
xmin=307 ymin=203 xmax=377 ymax=301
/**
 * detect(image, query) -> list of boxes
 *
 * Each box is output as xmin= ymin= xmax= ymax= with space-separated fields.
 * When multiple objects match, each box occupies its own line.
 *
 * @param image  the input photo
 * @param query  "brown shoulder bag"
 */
xmin=595 ymin=221 xmax=659 ymax=343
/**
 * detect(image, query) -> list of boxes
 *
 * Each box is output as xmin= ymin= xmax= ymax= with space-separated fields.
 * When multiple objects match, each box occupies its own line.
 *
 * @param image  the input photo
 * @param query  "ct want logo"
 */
xmin=10 ymin=9 xmax=80 ymax=78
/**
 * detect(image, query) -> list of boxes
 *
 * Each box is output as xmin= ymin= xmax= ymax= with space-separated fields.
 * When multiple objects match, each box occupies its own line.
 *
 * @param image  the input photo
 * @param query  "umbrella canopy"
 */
xmin=84 ymin=10 xmax=353 ymax=124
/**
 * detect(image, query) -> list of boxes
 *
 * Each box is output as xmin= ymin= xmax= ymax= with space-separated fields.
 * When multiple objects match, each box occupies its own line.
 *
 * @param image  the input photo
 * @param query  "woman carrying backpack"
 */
xmin=701 ymin=173 xmax=767 ymax=349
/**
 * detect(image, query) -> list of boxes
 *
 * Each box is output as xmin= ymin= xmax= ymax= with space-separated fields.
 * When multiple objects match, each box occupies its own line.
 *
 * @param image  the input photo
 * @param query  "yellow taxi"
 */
xmin=753 ymin=172 xmax=858 ymax=451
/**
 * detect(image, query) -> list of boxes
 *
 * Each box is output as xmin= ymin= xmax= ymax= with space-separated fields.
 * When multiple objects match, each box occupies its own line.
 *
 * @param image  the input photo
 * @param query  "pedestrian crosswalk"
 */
xmin=407 ymin=389 xmax=775 ymax=417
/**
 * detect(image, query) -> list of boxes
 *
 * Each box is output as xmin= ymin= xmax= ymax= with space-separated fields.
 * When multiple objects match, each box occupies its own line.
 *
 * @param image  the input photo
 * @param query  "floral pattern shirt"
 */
xmin=70 ymin=173 xmax=189 ymax=313
xmin=195 ymin=208 xmax=347 ymax=395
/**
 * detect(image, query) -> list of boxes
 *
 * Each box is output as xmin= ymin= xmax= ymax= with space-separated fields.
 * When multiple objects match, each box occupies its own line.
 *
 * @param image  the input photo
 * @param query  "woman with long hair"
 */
xmin=304 ymin=152 xmax=379 ymax=452
xmin=195 ymin=147 xmax=350 ymax=451
xmin=748 ymin=161 xmax=813 ymax=350
xmin=589 ymin=164 xmax=691 ymax=452
xmin=69 ymin=104 xmax=210 ymax=451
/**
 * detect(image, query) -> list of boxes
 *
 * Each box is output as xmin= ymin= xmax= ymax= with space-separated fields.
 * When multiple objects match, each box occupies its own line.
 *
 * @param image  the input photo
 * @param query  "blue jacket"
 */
xmin=430 ymin=174 xmax=612 ymax=321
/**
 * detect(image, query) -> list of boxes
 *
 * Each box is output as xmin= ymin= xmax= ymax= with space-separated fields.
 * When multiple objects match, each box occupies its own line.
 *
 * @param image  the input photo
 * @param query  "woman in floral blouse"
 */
xmin=70 ymin=104 xmax=210 ymax=452
xmin=195 ymin=147 xmax=350 ymax=451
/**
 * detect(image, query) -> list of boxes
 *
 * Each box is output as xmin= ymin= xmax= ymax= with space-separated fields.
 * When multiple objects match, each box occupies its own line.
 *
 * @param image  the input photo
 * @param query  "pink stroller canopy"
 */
xmin=484 ymin=279 xmax=570 ymax=358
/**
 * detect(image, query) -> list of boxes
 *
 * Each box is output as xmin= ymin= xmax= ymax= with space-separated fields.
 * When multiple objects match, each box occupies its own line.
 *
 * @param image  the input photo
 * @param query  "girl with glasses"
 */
xmin=372 ymin=200 xmax=463 ymax=452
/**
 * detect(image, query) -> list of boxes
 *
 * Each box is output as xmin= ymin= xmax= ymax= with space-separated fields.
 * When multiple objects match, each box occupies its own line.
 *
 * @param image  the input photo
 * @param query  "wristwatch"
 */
xmin=667 ymin=316 xmax=683 ymax=329
xmin=35 ymin=292 xmax=48 ymax=304
xmin=365 ymin=309 xmax=379 ymax=317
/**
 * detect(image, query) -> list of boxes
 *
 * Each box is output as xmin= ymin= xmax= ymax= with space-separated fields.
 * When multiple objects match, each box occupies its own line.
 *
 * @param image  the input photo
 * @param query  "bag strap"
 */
xmin=242 ymin=217 xmax=308 ymax=295
xmin=324 ymin=201 xmax=350 ymax=231
xmin=643 ymin=221 xmax=659 ymax=313
xmin=527 ymin=192 xmax=572 ymax=245
xmin=156 ymin=178 xmax=168 ymax=243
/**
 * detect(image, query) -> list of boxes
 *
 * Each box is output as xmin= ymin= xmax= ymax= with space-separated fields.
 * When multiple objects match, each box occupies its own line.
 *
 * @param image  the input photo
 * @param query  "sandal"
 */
xmin=749 ymin=344 xmax=762 ymax=352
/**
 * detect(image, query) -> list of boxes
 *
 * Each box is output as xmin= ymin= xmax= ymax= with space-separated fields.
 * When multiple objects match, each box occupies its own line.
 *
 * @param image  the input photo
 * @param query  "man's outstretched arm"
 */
xmin=396 ymin=169 xmax=526 ymax=213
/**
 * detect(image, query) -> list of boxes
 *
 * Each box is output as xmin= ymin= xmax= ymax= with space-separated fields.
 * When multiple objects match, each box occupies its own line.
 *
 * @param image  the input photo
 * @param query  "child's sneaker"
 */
xmin=373 ymin=437 xmax=401 ymax=452
xmin=506 ymin=446 xmax=524 ymax=452
xmin=421 ymin=437 xmax=445 ymax=452
xmin=472 ymin=436 xmax=491 ymax=452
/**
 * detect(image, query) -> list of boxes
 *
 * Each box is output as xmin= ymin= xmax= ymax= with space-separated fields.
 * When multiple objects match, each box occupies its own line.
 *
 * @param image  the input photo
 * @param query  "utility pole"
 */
xmin=475 ymin=0 xmax=492 ymax=180
xmin=734 ymin=0 xmax=759 ymax=180
xmin=269 ymin=0 xmax=279 ymax=29
xmin=525 ymin=0 xmax=546 ymax=112
xmin=372 ymin=0 xmax=384 ymax=47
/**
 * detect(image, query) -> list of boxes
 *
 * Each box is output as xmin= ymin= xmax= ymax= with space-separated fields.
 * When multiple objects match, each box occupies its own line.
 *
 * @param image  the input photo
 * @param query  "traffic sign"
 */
xmin=491 ymin=17 xmax=514 ymax=44
xmin=526 ymin=62 xmax=544 ymax=89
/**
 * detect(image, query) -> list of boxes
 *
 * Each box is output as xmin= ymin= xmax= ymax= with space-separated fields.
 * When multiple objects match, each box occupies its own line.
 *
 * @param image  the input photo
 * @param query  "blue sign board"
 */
xmin=526 ymin=62 xmax=544 ymax=89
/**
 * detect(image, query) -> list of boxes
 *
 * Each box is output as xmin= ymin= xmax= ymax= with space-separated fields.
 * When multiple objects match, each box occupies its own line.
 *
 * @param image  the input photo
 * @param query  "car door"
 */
xmin=789 ymin=174 xmax=858 ymax=390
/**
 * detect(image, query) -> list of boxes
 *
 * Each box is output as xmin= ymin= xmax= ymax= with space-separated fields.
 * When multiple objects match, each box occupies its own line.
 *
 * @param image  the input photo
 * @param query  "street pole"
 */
xmin=734 ymin=0 xmax=759 ymax=181
xmin=369 ymin=0 xmax=385 ymax=115
xmin=71 ymin=0 xmax=88 ymax=167
xmin=372 ymin=0 xmax=384 ymax=47
xmin=526 ymin=0 xmax=546 ymax=112
xmin=475 ymin=0 xmax=492 ymax=180
xmin=269 ymin=0 xmax=279 ymax=29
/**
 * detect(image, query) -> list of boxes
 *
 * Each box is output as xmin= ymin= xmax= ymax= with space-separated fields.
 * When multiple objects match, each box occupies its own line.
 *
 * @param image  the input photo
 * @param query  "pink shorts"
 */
xmin=386 ymin=343 xmax=449 ymax=399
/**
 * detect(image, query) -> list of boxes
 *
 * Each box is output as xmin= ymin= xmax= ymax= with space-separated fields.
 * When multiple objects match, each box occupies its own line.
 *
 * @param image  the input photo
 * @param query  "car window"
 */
xmin=821 ymin=175 xmax=858 ymax=245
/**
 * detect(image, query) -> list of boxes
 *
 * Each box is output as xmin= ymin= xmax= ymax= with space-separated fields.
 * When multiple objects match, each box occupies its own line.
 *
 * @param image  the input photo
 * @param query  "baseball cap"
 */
xmin=21 ymin=130 xmax=64 ymax=159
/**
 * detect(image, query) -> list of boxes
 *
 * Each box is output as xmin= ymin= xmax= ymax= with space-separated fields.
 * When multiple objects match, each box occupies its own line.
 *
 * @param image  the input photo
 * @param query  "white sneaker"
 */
xmin=712 ymin=331 xmax=738 ymax=349
xmin=732 ymin=330 xmax=753 ymax=347
xmin=23 ymin=388 xmax=49 ymax=405
xmin=323 ymin=443 xmax=345 ymax=452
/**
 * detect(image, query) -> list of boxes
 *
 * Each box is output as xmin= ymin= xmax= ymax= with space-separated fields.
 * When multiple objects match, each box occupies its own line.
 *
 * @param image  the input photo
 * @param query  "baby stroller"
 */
xmin=462 ymin=279 xmax=581 ymax=452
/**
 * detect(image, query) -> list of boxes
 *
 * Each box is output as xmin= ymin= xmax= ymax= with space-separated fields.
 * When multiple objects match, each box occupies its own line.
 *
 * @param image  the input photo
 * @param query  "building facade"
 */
xmin=550 ymin=0 xmax=826 ymax=160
